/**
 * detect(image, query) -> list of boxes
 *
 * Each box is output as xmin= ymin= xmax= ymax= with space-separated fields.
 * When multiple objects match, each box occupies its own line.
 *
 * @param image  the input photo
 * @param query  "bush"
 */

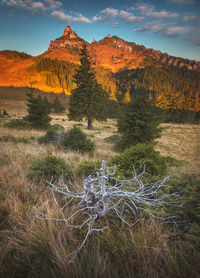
xmin=0 ymin=135 xmax=31 ymax=144
xmin=4 ymin=119 xmax=32 ymax=130
xmin=61 ymin=126 xmax=95 ymax=153
xmin=29 ymin=155 xmax=72 ymax=182
xmin=165 ymin=175 xmax=200 ymax=246
xmin=24 ymin=90 xmax=51 ymax=129
xmin=38 ymin=124 xmax=65 ymax=144
xmin=116 ymin=88 xmax=162 ymax=151
xmin=104 ymin=134 xmax=120 ymax=144
xmin=0 ymin=110 xmax=9 ymax=118
xmin=76 ymin=160 xmax=101 ymax=177
xmin=110 ymin=143 xmax=167 ymax=178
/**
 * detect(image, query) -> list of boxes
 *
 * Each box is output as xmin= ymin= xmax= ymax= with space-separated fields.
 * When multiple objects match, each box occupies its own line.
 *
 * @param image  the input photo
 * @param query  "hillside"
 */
xmin=0 ymin=26 xmax=200 ymax=111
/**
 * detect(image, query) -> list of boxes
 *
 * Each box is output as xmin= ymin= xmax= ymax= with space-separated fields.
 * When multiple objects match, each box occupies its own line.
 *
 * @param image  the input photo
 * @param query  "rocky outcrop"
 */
xmin=45 ymin=26 xmax=200 ymax=71
xmin=48 ymin=26 xmax=87 ymax=53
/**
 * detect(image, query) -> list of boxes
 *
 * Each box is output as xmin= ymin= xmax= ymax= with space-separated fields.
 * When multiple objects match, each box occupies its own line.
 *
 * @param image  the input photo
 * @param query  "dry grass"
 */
xmin=156 ymin=123 xmax=200 ymax=177
xmin=0 ymin=116 xmax=200 ymax=277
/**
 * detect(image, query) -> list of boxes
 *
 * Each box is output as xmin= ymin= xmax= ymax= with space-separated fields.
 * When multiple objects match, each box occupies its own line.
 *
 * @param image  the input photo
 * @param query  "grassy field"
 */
xmin=0 ymin=110 xmax=200 ymax=277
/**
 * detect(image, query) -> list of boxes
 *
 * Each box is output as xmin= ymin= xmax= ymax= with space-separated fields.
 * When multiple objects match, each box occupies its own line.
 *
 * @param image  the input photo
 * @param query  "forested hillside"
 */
xmin=115 ymin=65 xmax=200 ymax=112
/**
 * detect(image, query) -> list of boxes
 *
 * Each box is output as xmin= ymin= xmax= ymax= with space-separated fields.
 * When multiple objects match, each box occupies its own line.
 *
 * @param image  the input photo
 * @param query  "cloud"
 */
xmin=32 ymin=2 xmax=46 ymax=11
xmin=44 ymin=0 xmax=62 ymax=9
xmin=119 ymin=10 xmax=144 ymax=24
xmin=134 ymin=21 xmax=163 ymax=32
xmin=170 ymin=0 xmax=196 ymax=4
xmin=135 ymin=3 xmax=179 ymax=18
xmin=187 ymin=36 xmax=200 ymax=46
xmin=182 ymin=14 xmax=200 ymax=23
xmin=112 ymin=22 xmax=120 ymax=28
xmin=72 ymin=13 xmax=91 ymax=23
xmin=51 ymin=10 xmax=72 ymax=22
xmin=92 ymin=8 xmax=118 ymax=23
xmin=162 ymin=25 xmax=191 ymax=37
xmin=2 ymin=0 xmax=62 ymax=12
xmin=51 ymin=7 xmax=118 ymax=24
xmin=135 ymin=21 xmax=191 ymax=38
xmin=2 ymin=0 xmax=27 ymax=9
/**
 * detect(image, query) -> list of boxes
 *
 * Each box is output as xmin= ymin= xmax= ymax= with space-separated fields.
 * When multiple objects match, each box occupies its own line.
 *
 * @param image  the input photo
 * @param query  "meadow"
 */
xmin=0 ymin=103 xmax=200 ymax=277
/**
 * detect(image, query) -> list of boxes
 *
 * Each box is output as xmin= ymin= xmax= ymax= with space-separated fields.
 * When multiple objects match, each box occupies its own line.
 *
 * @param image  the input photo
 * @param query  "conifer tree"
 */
xmin=24 ymin=89 xmax=51 ymax=128
xmin=68 ymin=44 xmax=108 ymax=129
xmin=116 ymin=87 xmax=162 ymax=151
xmin=44 ymin=96 xmax=52 ymax=114
xmin=52 ymin=96 xmax=65 ymax=113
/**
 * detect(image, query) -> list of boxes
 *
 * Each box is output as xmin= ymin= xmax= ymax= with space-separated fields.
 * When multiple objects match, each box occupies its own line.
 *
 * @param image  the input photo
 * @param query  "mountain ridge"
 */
xmin=43 ymin=26 xmax=200 ymax=72
xmin=0 ymin=26 xmax=200 ymax=112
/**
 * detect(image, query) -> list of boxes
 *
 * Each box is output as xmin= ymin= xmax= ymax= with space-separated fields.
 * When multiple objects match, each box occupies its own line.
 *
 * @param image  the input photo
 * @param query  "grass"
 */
xmin=156 ymin=123 xmax=200 ymax=177
xmin=0 ymin=115 xmax=200 ymax=277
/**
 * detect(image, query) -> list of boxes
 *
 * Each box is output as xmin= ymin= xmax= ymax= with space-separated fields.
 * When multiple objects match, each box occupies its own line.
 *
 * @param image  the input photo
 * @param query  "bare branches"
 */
xmin=36 ymin=160 xmax=181 ymax=262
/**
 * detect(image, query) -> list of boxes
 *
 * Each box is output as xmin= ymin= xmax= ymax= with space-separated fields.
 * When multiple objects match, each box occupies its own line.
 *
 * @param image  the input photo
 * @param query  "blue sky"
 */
xmin=0 ymin=0 xmax=200 ymax=61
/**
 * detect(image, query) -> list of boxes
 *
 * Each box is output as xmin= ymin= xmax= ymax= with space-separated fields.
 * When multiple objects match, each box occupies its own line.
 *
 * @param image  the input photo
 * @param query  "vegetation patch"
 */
xmin=110 ymin=143 xmax=167 ymax=178
xmin=76 ymin=160 xmax=101 ymax=177
xmin=29 ymin=155 xmax=73 ymax=182
xmin=0 ymin=135 xmax=33 ymax=144
xmin=61 ymin=126 xmax=95 ymax=154
xmin=165 ymin=175 xmax=200 ymax=246
xmin=38 ymin=124 xmax=65 ymax=144
xmin=104 ymin=134 xmax=120 ymax=144
xmin=4 ymin=118 xmax=32 ymax=130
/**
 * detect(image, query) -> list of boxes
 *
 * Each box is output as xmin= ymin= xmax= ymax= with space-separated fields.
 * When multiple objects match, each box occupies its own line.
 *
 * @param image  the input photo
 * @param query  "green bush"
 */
xmin=61 ymin=126 xmax=95 ymax=153
xmin=165 ymin=175 xmax=200 ymax=246
xmin=104 ymin=134 xmax=120 ymax=144
xmin=4 ymin=119 xmax=32 ymax=130
xmin=76 ymin=160 xmax=101 ymax=177
xmin=0 ymin=135 xmax=31 ymax=144
xmin=110 ymin=143 xmax=167 ymax=178
xmin=165 ymin=156 xmax=184 ymax=167
xmin=0 ymin=110 xmax=9 ymax=118
xmin=29 ymin=155 xmax=72 ymax=182
xmin=116 ymin=88 xmax=162 ymax=152
xmin=38 ymin=124 xmax=65 ymax=144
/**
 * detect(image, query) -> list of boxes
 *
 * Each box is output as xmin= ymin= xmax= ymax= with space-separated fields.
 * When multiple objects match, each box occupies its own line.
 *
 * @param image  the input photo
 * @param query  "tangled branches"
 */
xmin=36 ymin=160 xmax=181 ymax=262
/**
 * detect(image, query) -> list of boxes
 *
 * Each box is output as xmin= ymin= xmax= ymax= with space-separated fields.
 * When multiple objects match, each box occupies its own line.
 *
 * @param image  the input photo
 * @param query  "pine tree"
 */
xmin=68 ymin=44 xmax=108 ymax=129
xmin=44 ymin=96 xmax=52 ymax=114
xmin=24 ymin=89 xmax=51 ymax=128
xmin=52 ymin=96 xmax=65 ymax=113
xmin=116 ymin=87 xmax=162 ymax=151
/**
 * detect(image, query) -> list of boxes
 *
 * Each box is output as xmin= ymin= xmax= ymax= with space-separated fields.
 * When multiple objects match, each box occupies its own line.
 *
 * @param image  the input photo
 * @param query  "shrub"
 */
xmin=165 ymin=156 xmax=184 ymax=167
xmin=50 ymin=124 xmax=65 ymax=133
xmin=0 ymin=110 xmax=9 ymax=118
xmin=29 ymin=155 xmax=72 ymax=182
xmin=76 ymin=160 xmax=101 ymax=177
xmin=104 ymin=134 xmax=120 ymax=144
xmin=116 ymin=88 xmax=162 ymax=151
xmin=38 ymin=124 xmax=65 ymax=144
xmin=0 ymin=135 xmax=31 ymax=144
xmin=165 ymin=175 xmax=200 ymax=246
xmin=61 ymin=126 xmax=95 ymax=153
xmin=24 ymin=90 xmax=51 ymax=129
xmin=110 ymin=143 xmax=167 ymax=178
xmin=4 ymin=119 xmax=32 ymax=130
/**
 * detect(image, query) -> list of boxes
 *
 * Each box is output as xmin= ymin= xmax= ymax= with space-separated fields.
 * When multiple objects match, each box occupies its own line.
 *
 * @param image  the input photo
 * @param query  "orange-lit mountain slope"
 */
xmin=0 ymin=26 xmax=200 ymax=98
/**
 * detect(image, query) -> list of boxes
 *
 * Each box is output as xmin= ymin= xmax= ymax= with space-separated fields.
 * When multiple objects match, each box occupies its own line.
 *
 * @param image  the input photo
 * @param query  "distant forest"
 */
xmin=30 ymin=57 xmax=200 ymax=113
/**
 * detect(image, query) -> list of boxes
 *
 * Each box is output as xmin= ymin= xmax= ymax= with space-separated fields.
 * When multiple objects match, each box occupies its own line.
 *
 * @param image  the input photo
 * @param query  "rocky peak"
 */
xmin=47 ymin=26 xmax=86 ymax=52
xmin=63 ymin=26 xmax=78 ymax=39
xmin=46 ymin=26 xmax=200 ymax=71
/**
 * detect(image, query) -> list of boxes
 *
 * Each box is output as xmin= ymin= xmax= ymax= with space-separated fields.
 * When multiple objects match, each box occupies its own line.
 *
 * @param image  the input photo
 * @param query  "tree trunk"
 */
xmin=87 ymin=119 xmax=93 ymax=130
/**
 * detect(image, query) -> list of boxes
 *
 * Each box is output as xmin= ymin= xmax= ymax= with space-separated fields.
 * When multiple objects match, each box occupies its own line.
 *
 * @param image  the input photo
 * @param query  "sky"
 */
xmin=0 ymin=0 xmax=200 ymax=61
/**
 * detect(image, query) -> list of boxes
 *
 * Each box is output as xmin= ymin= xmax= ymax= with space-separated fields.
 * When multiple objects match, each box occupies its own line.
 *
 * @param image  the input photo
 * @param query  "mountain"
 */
xmin=0 ymin=26 xmax=200 ymax=112
xmin=44 ymin=26 xmax=200 ymax=72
